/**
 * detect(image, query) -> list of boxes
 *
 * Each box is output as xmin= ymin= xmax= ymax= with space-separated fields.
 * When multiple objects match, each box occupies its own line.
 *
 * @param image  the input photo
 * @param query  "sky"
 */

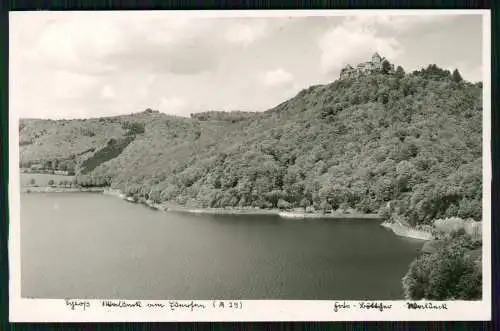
xmin=10 ymin=11 xmax=485 ymax=119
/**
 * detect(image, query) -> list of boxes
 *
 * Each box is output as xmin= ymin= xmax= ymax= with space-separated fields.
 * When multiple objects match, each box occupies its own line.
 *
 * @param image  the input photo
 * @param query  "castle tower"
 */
xmin=372 ymin=52 xmax=382 ymax=63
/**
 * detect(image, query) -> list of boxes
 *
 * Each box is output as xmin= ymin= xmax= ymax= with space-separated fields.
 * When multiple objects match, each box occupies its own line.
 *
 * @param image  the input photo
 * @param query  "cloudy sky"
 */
xmin=10 ymin=11 xmax=485 ymax=119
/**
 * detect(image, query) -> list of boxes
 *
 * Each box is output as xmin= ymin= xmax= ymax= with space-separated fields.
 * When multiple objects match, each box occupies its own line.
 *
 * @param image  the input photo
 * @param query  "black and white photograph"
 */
xmin=9 ymin=10 xmax=491 ymax=321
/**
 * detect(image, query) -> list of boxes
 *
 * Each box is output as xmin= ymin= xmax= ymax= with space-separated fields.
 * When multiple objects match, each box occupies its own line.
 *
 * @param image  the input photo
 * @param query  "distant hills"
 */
xmin=19 ymin=63 xmax=482 ymax=226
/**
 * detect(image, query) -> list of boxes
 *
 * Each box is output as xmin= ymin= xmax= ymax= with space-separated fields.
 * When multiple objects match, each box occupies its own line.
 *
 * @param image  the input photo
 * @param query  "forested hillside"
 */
xmin=19 ymin=64 xmax=483 ymax=226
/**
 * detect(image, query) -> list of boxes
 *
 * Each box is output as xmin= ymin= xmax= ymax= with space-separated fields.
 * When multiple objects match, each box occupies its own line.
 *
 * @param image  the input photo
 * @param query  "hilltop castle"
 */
xmin=340 ymin=52 xmax=394 ymax=79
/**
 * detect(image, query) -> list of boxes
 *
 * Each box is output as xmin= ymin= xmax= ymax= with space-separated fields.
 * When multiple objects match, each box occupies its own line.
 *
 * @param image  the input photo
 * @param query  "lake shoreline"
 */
xmin=23 ymin=186 xmax=434 ymax=244
xmin=22 ymin=187 xmax=104 ymax=193
xmin=21 ymin=187 xmax=435 ymax=241
xmin=380 ymin=220 xmax=433 ymax=241
xmin=102 ymin=188 xmax=382 ymax=220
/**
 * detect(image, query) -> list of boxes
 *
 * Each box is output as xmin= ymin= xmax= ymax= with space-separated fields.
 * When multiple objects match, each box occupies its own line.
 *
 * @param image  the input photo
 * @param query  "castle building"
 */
xmin=340 ymin=52 xmax=394 ymax=79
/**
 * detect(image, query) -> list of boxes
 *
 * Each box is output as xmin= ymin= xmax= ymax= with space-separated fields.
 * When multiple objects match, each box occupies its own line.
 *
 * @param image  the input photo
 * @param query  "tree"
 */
xmin=402 ymin=233 xmax=482 ymax=300
xmin=265 ymin=190 xmax=285 ymax=207
xmin=149 ymin=187 xmax=163 ymax=203
xmin=378 ymin=204 xmax=391 ymax=220
xmin=48 ymin=179 xmax=55 ymax=186
xmin=299 ymin=198 xmax=311 ymax=211
xmin=452 ymin=69 xmax=463 ymax=83
xmin=66 ymin=163 xmax=76 ymax=175
xmin=122 ymin=121 xmax=145 ymax=135
xmin=382 ymin=60 xmax=392 ymax=74
xmin=413 ymin=64 xmax=451 ymax=80
xmin=395 ymin=66 xmax=405 ymax=78
xmin=320 ymin=200 xmax=332 ymax=213
xmin=29 ymin=178 xmax=36 ymax=186
xmin=402 ymin=254 xmax=433 ymax=299
xmin=455 ymin=262 xmax=482 ymax=299
xmin=277 ymin=199 xmax=291 ymax=210
xmin=425 ymin=247 xmax=480 ymax=300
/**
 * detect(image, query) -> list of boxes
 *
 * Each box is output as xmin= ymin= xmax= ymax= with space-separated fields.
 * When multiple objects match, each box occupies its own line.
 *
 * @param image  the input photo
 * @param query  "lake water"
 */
xmin=20 ymin=193 xmax=423 ymax=300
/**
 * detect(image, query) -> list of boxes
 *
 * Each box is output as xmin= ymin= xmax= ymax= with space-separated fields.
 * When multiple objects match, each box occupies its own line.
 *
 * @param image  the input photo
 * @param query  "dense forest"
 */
xmin=402 ymin=228 xmax=482 ymax=300
xmin=19 ymin=62 xmax=483 ymax=300
xmin=20 ymin=63 xmax=482 ymax=227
